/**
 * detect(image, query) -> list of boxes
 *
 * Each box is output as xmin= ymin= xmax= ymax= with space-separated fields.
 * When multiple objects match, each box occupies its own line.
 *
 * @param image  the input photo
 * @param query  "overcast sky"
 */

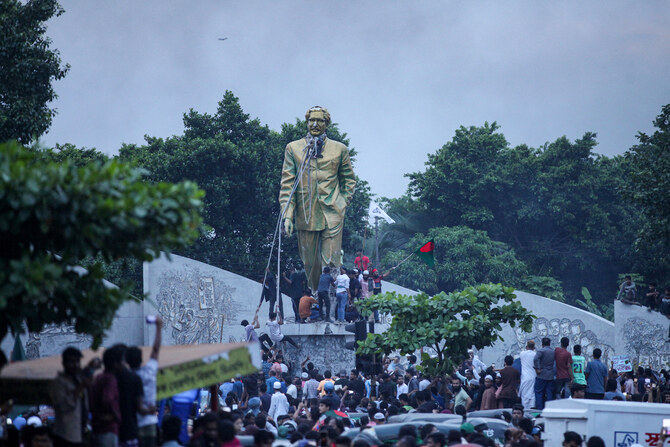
xmin=42 ymin=1 xmax=670 ymax=198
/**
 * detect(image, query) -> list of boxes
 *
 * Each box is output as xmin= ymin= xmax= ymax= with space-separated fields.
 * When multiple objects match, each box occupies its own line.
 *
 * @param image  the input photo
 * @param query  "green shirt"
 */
xmin=454 ymin=388 xmax=471 ymax=410
xmin=572 ymin=355 xmax=587 ymax=385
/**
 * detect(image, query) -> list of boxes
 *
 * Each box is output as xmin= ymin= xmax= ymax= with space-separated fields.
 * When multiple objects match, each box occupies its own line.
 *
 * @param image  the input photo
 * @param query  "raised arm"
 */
xmin=150 ymin=316 xmax=163 ymax=361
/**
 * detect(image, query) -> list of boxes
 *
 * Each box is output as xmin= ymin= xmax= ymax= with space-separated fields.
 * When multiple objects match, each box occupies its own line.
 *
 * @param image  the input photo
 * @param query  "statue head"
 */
xmin=306 ymin=106 xmax=330 ymax=136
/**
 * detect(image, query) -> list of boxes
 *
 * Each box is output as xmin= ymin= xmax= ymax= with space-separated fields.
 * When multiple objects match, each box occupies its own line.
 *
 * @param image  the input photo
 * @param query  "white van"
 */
xmin=541 ymin=399 xmax=670 ymax=447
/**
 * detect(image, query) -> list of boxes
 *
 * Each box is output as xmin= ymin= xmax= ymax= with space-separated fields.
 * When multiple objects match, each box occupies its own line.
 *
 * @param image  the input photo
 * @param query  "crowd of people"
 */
xmin=0 ymin=317 xmax=166 ymax=447
xmin=617 ymin=275 xmax=670 ymax=317
xmin=274 ymin=249 xmax=391 ymax=325
xmin=3 ymin=328 xmax=670 ymax=447
xmin=3 ymin=264 xmax=670 ymax=447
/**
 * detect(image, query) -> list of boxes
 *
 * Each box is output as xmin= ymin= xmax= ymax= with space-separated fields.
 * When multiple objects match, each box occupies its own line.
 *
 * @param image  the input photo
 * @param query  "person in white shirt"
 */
xmin=268 ymin=381 xmax=289 ymax=422
xmin=286 ymin=377 xmax=298 ymax=401
xmin=126 ymin=316 xmax=163 ymax=447
xmin=334 ymin=267 xmax=351 ymax=322
xmin=468 ymin=349 xmax=487 ymax=375
xmin=396 ymin=376 xmax=409 ymax=398
xmin=387 ymin=356 xmax=406 ymax=376
xmin=519 ymin=340 xmax=536 ymax=410
xmin=265 ymin=312 xmax=298 ymax=348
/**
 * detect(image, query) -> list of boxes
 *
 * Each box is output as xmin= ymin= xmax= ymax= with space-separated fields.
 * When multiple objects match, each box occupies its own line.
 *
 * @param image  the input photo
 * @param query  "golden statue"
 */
xmin=278 ymin=106 xmax=356 ymax=291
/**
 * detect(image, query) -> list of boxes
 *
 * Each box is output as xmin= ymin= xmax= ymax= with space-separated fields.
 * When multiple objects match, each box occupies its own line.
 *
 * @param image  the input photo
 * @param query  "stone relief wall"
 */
xmin=24 ymin=326 xmax=92 ymax=360
xmin=614 ymin=300 xmax=670 ymax=370
xmin=141 ymin=254 xmax=364 ymax=374
xmin=1 ymin=296 xmax=144 ymax=360
xmin=154 ymin=268 xmax=237 ymax=345
xmin=501 ymin=317 xmax=613 ymax=362
xmin=144 ymin=253 xmax=295 ymax=347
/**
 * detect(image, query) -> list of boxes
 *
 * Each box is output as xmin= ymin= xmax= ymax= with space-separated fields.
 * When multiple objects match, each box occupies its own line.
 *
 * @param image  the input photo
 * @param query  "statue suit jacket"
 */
xmin=278 ymin=136 xmax=356 ymax=232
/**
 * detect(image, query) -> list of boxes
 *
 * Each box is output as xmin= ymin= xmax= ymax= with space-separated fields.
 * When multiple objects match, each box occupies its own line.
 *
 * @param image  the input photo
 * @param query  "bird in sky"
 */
xmin=218 ymin=37 xmax=228 ymax=41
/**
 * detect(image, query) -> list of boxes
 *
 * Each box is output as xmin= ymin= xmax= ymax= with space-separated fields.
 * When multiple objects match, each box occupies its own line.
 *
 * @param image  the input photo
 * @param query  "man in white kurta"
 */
xmin=519 ymin=340 xmax=537 ymax=409
xmin=268 ymin=381 xmax=289 ymax=422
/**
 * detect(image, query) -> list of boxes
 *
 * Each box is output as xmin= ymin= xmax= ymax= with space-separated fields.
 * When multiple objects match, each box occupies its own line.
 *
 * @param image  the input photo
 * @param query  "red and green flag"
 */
xmin=415 ymin=239 xmax=435 ymax=267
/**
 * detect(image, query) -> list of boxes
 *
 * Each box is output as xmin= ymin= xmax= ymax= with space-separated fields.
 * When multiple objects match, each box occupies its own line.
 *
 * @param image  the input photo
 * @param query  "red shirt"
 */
xmin=354 ymin=255 xmax=370 ymax=271
xmin=554 ymin=347 xmax=573 ymax=380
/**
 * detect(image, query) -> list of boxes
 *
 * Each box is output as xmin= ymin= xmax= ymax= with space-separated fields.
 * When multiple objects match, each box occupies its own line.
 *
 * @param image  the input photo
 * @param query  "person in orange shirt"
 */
xmin=317 ymin=370 xmax=335 ymax=396
xmin=298 ymin=289 xmax=318 ymax=323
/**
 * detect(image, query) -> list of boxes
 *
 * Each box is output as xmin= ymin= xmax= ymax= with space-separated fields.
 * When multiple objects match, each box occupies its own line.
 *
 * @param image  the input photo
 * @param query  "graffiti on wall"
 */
xmin=155 ymin=267 xmax=237 ymax=344
xmin=622 ymin=317 xmax=670 ymax=370
xmin=501 ymin=317 xmax=613 ymax=364
xmin=24 ymin=324 xmax=92 ymax=360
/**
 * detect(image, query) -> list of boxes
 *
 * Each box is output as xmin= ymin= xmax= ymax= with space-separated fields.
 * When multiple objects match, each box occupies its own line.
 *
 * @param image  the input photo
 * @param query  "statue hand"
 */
xmin=284 ymin=218 xmax=293 ymax=237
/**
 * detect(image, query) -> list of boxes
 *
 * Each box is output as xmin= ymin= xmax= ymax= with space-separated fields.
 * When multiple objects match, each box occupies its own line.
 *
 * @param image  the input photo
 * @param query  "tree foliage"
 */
xmin=518 ymin=275 xmax=565 ymax=303
xmin=576 ymin=287 xmax=613 ymax=322
xmin=0 ymin=0 xmax=69 ymax=144
xmin=396 ymin=123 xmax=638 ymax=305
xmin=622 ymin=104 xmax=670 ymax=271
xmin=0 ymin=141 xmax=203 ymax=346
xmin=356 ymin=283 xmax=534 ymax=376
xmin=120 ymin=93 xmax=281 ymax=278
xmin=46 ymin=143 xmax=110 ymax=166
xmin=383 ymin=226 xmax=528 ymax=296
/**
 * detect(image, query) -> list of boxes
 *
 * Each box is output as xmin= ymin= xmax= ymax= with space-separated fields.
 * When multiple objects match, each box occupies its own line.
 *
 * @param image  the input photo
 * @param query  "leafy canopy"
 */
xmin=0 ymin=141 xmax=204 ymax=346
xmin=0 ymin=0 xmax=69 ymax=144
xmin=356 ymin=283 xmax=534 ymax=376
xmin=383 ymin=226 xmax=528 ymax=296
xmin=394 ymin=122 xmax=637 ymax=305
xmin=622 ymin=104 xmax=670 ymax=252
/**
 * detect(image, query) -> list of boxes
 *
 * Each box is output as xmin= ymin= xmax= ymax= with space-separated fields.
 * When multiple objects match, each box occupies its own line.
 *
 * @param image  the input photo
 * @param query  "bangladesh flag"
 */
xmin=416 ymin=239 xmax=435 ymax=267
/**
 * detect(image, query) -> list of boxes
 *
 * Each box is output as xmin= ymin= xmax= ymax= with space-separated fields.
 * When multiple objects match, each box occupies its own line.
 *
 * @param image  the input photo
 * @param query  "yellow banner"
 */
xmin=156 ymin=346 xmax=258 ymax=400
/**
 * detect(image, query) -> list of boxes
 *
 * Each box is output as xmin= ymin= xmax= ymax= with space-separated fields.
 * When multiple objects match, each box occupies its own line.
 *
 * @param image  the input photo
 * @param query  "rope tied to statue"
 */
xmin=300 ymin=133 xmax=326 ymax=227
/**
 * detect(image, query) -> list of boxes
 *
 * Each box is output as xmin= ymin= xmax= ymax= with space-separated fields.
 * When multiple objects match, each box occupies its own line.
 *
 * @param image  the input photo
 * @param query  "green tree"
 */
xmin=0 ymin=0 xmax=69 ymax=144
xmin=621 ymin=104 xmax=670 ymax=285
xmin=407 ymin=122 xmax=509 ymax=230
xmin=518 ymin=275 xmax=565 ymax=303
xmin=363 ymin=195 xmax=436 ymax=265
xmin=356 ymin=283 xmax=534 ymax=375
xmin=120 ymin=92 xmax=281 ymax=278
xmin=46 ymin=143 xmax=109 ymax=166
xmin=0 ymin=141 xmax=203 ymax=346
xmin=403 ymin=123 xmax=636 ymax=305
xmin=383 ymin=226 xmax=528 ymax=296
xmin=40 ymin=144 xmax=144 ymax=295
xmin=576 ymin=287 xmax=614 ymax=321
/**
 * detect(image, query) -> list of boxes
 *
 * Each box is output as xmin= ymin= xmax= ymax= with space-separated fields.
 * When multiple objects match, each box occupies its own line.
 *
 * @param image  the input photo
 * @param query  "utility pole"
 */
xmin=374 ymin=217 xmax=380 ymax=269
